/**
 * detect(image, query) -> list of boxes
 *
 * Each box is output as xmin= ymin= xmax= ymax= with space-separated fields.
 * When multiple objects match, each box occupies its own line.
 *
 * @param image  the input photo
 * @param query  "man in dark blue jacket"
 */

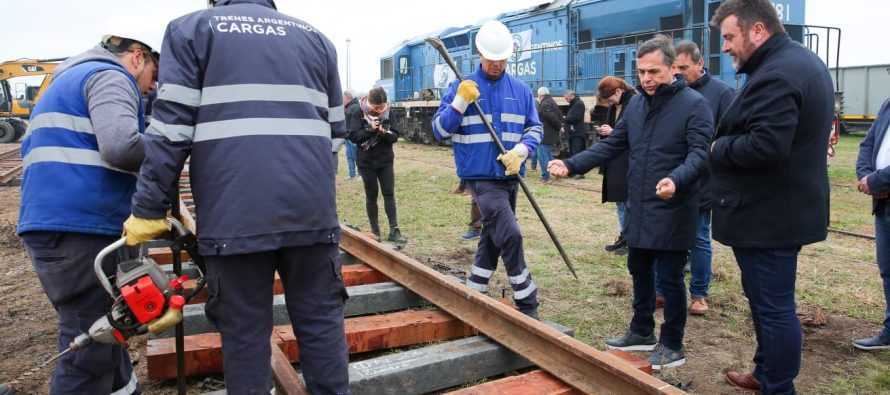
xmin=17 ymin=33 xmax=157 ymax=395
xmin=654 ymin=40 xmax=735 ymax=316
xmin=123 ymin=1 xmax=351 ymax=393
xmin=854 ymin=98 xmax=890 ymax=351
xmin=549 ymin=35 xmax=711 ymax=370
xmin=710 ymin=1 xmax=834 ymax=393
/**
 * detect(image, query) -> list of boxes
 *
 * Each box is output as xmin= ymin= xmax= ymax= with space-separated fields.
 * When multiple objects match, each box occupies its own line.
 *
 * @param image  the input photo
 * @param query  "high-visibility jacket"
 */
xmin=19 ymin=60 xmax=144 ymax=235
xmin=132 ymin=0 xmax=345 ymax=256
xmin=432 ymin=67 xmax=542 ymax=180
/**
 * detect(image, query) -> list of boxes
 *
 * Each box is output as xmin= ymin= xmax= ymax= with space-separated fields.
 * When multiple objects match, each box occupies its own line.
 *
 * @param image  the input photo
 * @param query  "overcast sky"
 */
xmin=1 ymin=0 xmax=886 ymax=94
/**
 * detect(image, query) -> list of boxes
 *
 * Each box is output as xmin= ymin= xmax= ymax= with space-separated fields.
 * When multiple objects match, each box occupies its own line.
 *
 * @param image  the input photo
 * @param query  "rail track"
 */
xmin=142 ymin=171 xmax=684 ymax=394
xmin=0 ymin=146 xmax=23 ymax=185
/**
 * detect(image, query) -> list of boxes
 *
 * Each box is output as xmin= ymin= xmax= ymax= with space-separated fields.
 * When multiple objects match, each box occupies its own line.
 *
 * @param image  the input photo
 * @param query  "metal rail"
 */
xmin=339 ymin=226 xmax=683 ymax=394
xmin=828 ymin=227 xmax=875 ymax=241
xmin=0 ymin=147 xmax=22 ymax=184
xmin=176 ymin=174 xmax=681 ymax=393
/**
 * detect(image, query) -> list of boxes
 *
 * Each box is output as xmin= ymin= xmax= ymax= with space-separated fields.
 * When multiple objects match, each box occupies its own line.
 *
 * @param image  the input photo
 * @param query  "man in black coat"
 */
xmin=654 ymin=40 xmax=735 ymax=315
xmin=710 ymin=1 xmax=834 ymax=393
xmin=562 ymin=89 xmax=587 ymax=178
xmin=549 ymin=35 xmax=711 ymax=370
xmin=536 ymin=87 xmax=563 ymax=183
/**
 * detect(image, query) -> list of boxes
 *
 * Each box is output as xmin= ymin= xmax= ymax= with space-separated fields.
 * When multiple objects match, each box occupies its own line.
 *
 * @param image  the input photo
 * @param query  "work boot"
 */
xmin=647 ymin=344 xmax=686 ymax=370
xmin=571 ymin=174 xmax=585 ymax=180
xmin=521 ymin=308 xmax=539 ymax=320
xmin=605 ymin=330 xmax=657 ymax=351
xmin=387 ymin=227 xmax=408 ymax=244
xmin=370 ymin=225 xmax=381 ymax=242
xmin=689 ymin=298 xmax=709 ymax=315
xmin=604 ymin=233 xmax=626 ymax=252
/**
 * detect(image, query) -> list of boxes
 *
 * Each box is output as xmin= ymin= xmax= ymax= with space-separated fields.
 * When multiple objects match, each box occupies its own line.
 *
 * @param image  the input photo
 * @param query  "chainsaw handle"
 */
xmin=94 ymin=236 xmax=127 ymax=297
xmin=94 ymin=218 xmax=186 ymax=297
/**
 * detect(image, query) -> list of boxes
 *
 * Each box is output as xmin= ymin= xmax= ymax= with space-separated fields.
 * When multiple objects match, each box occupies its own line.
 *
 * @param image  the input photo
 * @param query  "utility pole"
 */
xmin=346 ymin=38 xmax=352 ymax=90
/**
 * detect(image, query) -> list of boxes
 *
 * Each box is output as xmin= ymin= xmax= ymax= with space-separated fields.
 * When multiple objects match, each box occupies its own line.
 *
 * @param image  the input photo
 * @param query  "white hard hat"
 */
xmin=475 ymin=20 xmax=513 ymax=61
xmin=101 ymin=34 xmax=160 ymax=63
xmin=537 ymin=87 xmax=549 ymax=96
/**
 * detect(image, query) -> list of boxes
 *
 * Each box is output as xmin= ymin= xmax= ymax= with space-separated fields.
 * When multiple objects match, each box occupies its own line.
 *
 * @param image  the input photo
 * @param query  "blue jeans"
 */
xmin=616 ymin=201 xmax=627 ymax=233
xmin=875 ymin=202 xmax=890 ymax=338
xmin=627 ymin=248 xmax=688 ymax=351
xmin=344 ymin=140 xmax=357 ymax=177
xmin=733 ymin=247 xmax=801 ymax=395
xmin=654 ymin=209 xmax=711 ymax=299
xmin=535 ymin=144 xmax=553 ymax=179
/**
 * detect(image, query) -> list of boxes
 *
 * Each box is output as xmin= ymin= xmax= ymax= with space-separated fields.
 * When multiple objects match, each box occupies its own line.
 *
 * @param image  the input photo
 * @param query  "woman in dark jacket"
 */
xmin=595 ymin=76 xmax=635 ymax=253
xmin=347 ymin=87 xmax=407 ymax=243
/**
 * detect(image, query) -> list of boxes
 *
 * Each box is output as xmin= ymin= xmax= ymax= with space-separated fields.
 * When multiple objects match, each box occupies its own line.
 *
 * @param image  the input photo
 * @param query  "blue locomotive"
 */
xmin=378 ymin=0 xmax=838 ymax=147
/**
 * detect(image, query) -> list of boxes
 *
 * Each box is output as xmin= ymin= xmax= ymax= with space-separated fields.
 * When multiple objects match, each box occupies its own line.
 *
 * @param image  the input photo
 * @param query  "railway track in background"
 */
xmin=402 ymin=156 xmax=881 ymax=242
xmin=0 ymin=146 xmax=23 ymax=185
xmin=143 ymin=171 xmax=683 ymax=394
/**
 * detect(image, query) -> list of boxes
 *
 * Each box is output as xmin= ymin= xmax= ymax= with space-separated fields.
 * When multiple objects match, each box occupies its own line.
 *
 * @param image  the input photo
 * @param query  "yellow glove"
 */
xmin=123 ymin=215 xmax=171 ymax=246
xmin=497 ymin=144 xmax=529 ymax=176
xmin=451 ymin=80 xmax=480 ymax=114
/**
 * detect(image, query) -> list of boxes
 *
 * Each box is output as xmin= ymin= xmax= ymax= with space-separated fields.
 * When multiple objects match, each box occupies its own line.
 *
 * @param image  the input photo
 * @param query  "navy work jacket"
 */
xmin=132 ymin=0 xmax=345 ymax=256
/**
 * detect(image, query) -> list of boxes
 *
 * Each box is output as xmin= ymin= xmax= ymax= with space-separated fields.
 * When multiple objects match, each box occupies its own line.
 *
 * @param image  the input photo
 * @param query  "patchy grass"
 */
xmin=334 ymin=135 xmax=889 ymax=394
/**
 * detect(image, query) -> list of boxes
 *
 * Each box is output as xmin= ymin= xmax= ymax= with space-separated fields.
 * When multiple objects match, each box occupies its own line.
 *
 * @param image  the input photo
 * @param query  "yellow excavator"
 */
xmin=0 ymin=58 xmax=65 ymax=143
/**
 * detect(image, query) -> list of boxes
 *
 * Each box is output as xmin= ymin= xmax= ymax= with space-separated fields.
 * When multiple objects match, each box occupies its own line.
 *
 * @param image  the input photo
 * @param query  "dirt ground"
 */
xmin=0 ymin=140 xmax=887 ymax=394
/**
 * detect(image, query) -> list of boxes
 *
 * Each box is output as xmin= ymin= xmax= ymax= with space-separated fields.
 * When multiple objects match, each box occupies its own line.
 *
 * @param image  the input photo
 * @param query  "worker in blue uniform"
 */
xmin=432 ymin=20 xmax=544 ymax=318
xmin=17 ymin=33 xmax=158 ymax=395
xmin=122 ymin=0 xmax=351 ymax=393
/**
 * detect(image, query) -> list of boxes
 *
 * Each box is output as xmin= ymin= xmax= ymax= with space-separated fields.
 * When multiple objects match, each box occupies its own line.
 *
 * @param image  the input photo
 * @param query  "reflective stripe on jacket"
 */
xmin=432 ymin=67 xmax=542 ymax=180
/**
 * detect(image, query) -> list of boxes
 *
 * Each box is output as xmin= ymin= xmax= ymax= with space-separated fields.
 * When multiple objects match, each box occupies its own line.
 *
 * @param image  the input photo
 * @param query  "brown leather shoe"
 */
xmin=655 ymin=295 xmax=665 ymax=308
xmin=690 ymin=298 xmax=709 ymax=315
xmin=725 ymin=371 xmax=760 ymax=392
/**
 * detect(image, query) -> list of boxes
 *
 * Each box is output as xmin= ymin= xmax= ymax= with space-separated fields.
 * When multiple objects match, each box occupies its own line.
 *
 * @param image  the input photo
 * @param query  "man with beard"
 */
xmin=710 ymin=0 xmax=834 ymax=392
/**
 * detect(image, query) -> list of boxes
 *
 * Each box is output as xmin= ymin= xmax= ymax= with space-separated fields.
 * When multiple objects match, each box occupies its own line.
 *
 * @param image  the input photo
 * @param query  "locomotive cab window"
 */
xmin=399 ymin=56 xmax=409 ymax=75
xmin=381 ymin=58 xmax=393 ymax=79
xmin=578 ymin=30 xmax=592 ymax=50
